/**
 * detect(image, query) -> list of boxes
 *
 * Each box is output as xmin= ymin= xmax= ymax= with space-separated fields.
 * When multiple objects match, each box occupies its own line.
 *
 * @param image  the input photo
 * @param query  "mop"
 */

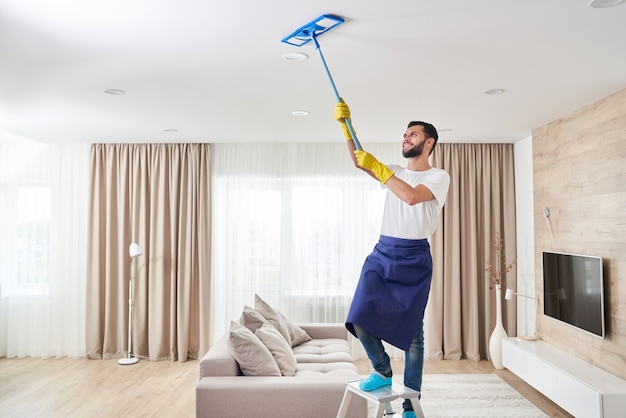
xmin=281 ymin=14 xmax=362 ymax=150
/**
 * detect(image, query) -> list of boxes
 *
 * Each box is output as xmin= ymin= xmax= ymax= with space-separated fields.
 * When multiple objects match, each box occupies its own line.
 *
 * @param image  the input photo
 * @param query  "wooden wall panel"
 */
xmin=532 ymin=87 xmax=626 ymax=380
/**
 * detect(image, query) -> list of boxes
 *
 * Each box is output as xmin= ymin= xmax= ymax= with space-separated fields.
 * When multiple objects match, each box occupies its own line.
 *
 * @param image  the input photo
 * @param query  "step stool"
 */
xmin=336 ymin=379 xmax=424 ymax=418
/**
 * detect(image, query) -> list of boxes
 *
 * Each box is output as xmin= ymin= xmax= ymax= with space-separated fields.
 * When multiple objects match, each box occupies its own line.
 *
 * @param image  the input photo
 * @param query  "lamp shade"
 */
xmin=505 ymin=288 xmax=537 ymax=301
xmin=129 ymin=242 xmax=142 ymax=258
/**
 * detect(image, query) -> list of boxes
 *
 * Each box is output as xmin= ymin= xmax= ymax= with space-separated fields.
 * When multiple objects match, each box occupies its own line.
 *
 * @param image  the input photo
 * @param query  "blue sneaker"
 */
xmin=359 ymin=371 xmax=393 ymax=391
xmin=403 ymin=411 xmax=416 ymax=418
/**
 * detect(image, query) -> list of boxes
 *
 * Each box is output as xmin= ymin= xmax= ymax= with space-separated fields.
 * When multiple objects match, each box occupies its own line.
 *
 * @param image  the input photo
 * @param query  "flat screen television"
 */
xmin=542 ymin=251 xmax=605 ymax=338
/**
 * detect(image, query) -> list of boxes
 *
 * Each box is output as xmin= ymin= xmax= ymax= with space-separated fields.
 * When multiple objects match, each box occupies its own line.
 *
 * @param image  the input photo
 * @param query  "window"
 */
xmin=212 ymin=173 xmax=385 ymax=324
xmin=3 ymin=186 xmax=52 ymax=295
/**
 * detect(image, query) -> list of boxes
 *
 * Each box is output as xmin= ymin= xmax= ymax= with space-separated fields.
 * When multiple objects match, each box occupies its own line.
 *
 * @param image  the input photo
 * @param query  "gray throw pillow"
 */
xmin=255 ymin=323 xmax=297 ymax=376
xmin=226 ymin=321 xmax=281 ymax=376
xmin=254 ymin=294 xmax=292 ymax=346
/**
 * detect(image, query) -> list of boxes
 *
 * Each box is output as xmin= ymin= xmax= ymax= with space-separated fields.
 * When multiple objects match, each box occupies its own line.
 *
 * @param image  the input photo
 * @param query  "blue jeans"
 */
xmin=353 ymin=322 xmax=424 ymax=411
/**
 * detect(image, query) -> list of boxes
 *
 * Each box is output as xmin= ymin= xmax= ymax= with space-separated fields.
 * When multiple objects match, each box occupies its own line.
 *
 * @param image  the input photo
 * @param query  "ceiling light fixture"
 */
xmin=292 ymin=110 xmax=309 ymax=116
xmin=104 ymin=89 xmax=125 ymax=95
xmin=483 ymin=88 xmax=506 ymax=95
xmin=439 ymin=128 xmax=452 ymax=133
xmin=163 ymin=128 xmax=178 ymax=133
xmin=282 ymin=53 xmax=308 ymax=61
xmin=589 ymin=0 xmax=623 ymax=8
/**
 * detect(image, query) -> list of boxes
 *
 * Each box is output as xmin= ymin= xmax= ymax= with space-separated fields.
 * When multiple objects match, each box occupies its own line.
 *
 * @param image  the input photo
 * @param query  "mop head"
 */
xmin=281 ymin=14 xmax=345 ymax=47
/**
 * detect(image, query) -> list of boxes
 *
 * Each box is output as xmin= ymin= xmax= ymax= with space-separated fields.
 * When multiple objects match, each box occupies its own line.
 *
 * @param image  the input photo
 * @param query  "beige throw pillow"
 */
xmin=239 ymin=305 xmax=270 ymax=333
xmin=280 ymin=312 xmax=312 ymax=347
xmin=226 ymin=321 xmax=281 ymax=376
xmin=254 ymin=294 xmax=292 ymax=346
xmin=255 ymin=323 xmax=297 ymax=376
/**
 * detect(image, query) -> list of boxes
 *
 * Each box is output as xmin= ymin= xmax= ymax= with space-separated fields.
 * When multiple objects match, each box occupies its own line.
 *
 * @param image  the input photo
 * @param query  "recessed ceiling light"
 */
xmin=163 ymin=128 xmax=178 ymax=133
xmin=104 ymin=89 xmax=125 ymax=95
xmin=439 ymin=128 xmax=452 ymax=133
xmin=589 ymin=0 xmax=623 ymax=8
xmin=282 ymin=53 xmax=308 ymax=61
xmin=292 ymin=110 xmax=309 ymax=116
xmin=483 ymin=88 xmax=506 ymax=95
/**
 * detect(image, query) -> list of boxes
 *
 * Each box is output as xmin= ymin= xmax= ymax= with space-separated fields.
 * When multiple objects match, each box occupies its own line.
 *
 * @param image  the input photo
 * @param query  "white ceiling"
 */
xmin=1 ymin=0 xmax=625 ymax=145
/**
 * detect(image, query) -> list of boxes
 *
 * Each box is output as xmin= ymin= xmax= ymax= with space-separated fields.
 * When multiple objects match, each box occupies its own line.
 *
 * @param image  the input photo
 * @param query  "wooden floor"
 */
xmin=0 ymin=357 xmax=572 ymax=417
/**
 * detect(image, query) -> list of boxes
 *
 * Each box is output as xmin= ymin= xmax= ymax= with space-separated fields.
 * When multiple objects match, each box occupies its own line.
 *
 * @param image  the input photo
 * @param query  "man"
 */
xmin=335 ymin=99 xmax=450 ymax=418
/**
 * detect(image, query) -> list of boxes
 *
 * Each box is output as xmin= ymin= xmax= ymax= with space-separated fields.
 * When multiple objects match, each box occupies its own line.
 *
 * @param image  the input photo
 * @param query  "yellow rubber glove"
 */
xmin=334 ymin=99 xmax=356 ymax=141
xmin=354 ymin=150 xmax=394 ymax=184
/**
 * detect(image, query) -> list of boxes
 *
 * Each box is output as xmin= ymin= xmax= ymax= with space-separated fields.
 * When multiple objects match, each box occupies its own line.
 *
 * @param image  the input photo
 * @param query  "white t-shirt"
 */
xmin=380 ymin=165 xmax=450 ymax=240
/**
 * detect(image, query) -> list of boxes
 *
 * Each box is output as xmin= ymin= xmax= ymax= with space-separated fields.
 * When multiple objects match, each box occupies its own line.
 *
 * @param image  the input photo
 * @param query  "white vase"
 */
xmin=489 ymin=284 xmax=508 ymax=369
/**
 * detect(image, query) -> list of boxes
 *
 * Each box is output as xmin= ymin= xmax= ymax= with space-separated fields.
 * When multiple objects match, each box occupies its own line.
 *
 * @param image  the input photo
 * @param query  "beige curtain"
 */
xmin=428 ymin=143 xmax=516 ymax=361
xmin=86 ymin=144 xmax=211 ymax=362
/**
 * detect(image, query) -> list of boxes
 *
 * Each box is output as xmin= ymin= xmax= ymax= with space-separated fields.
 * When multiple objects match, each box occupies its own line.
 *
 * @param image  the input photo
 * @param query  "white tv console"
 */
xmin=502 ymin=337 xmax=626 ymax=418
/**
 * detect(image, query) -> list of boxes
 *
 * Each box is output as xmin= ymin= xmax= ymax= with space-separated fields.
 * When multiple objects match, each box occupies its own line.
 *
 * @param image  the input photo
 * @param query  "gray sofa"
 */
xmin=196 ymin=323 xmax=367 ymax=418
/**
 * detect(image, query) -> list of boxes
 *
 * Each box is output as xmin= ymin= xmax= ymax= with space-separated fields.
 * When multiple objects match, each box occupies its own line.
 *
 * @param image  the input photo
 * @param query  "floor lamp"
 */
xmin=505 ymin=288 xmax=538 ymax=341
xmin=119 ymin=242 xmax=142 ymax=365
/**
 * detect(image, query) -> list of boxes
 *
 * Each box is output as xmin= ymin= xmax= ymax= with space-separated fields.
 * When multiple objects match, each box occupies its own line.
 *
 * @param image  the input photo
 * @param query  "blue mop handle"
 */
xmin=312 ymin=36 xmax=362 ymax=151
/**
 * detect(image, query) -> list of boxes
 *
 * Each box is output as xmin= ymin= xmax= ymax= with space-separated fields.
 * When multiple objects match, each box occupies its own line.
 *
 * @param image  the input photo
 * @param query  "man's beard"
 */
xmin=402 ymin=140 xmax=425 ymax=158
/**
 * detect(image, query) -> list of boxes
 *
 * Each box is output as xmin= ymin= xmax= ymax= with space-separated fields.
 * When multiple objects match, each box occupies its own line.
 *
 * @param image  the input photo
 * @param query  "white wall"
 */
xmin=513 ymin=136 xmax=536 ymax=337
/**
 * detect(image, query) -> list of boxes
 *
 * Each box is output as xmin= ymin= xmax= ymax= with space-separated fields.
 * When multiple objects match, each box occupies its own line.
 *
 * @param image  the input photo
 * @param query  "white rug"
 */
xmin=377 ymin=374 xmax=548 ymax=418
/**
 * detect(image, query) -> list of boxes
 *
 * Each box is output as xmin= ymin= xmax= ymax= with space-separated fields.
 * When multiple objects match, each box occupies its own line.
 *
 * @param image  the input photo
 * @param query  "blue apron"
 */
xmin=345 ymin=235 xmax=433 ymax=351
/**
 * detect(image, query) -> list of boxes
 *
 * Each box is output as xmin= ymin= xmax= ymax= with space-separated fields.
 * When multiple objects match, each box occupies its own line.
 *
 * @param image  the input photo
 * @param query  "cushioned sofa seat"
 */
xmin=293 ymin=338 xmax=356 ymax=363
xmin=196 ymin=323 xmax=366 ymax=418
xmin=294 ymin=362 xmax=359 ymax=377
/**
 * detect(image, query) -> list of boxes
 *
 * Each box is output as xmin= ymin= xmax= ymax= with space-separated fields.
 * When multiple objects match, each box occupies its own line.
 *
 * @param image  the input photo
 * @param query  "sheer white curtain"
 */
xmin=211 ymin=143 xmax=407 ymax=353
xmin=0 ymin=141 xmax=90 ymax=358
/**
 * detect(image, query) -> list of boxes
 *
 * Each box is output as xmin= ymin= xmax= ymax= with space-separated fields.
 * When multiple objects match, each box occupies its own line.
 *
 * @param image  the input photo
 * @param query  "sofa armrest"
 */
xmin=196 ymin=376 xmax=366 ymax=418
xmin=299 ymin=323 xmax=348 ymax=340
xmin=198 ymin=332 xmax=240 ymax=379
